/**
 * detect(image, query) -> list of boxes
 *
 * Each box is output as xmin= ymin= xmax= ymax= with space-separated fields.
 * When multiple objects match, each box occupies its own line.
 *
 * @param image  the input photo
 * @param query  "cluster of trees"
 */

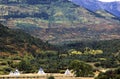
xmin=4 ymin=12 xmax=49 ymax=20
xmin=0 ymin=24 xmax=55 ymax=55
xmin=62 ymin=40 xmax=120 ymax=54
xmin=0 ymin=0 xmax=57 ymax=4
xmin=16 ymin=56 xmax=95 ymax=77
xmin=68 ymin=48 xmax=103 ymax=56
xmin=95 ymin=67 xmax=120 ymax=79
xmin=69 ymin=60 xmax=94 ymax=77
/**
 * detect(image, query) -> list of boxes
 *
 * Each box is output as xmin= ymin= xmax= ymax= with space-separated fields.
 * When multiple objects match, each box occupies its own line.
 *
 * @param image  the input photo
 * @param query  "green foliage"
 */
xmin=96 ymin=67 xmax=120 ymax=79
xmin=0 ymin=61 xmax=7 ymax=65
xmin=18 ymin=54 xmax=35 ymax=73
xmin=0 ymin=24 xmax=57 ymax=74
xmin=69 ymin=60 xmax=94 ymax=77
xmin=19 ymin=60 xmax=33 ymax=73
xmin=96 ymin=55 xmax=119 ymax=68
xmin=47 ymin=75 xmax=55 ymax=79
xmin=1 ymin=23 xmax=120 ymax=75
xmin=0 ymin=24 xmax=55 ymax=55
xmin=0 ymin=65 xmax=12 ymax=75
xmin=63 ymin=40 xmax=120 ymax=53
xmin=68 ymin=49 xmax=82 ymax=55
xmin=3 ymin=67 xmax=12 ymax=73
xmin=68 ymin=48 xmax=103 ymax=56
xmin=114 ymin=50 xmax=120 ymax=63
xmin=83 ymin=47 xmax=103 ymax=55
xmin=100 ymin=59 xmax=118 ymax=68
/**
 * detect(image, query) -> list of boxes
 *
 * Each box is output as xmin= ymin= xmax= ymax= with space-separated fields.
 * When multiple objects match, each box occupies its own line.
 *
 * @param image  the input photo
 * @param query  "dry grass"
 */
xmin=0 ymin=73 xmax=94 ymax=79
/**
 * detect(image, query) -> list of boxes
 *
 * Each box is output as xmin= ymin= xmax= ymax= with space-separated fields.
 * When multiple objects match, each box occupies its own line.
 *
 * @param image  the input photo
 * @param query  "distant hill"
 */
xmin=0 ymin=24 xmax=54 ymax=56
xmin=70 ymin=0 xmax=120 ymax=18
xmin=0 ymin=0 xmax=120 ymax=44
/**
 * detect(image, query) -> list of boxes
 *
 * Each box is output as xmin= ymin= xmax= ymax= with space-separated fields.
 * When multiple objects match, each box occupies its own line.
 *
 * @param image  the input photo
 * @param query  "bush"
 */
xmin=96 ymin=67 xmax=120 ymax=79
xmin=4 ymin=67 xmax=12 ymax=72
xmin=59 ymin=70 xmax=65 ymax=73
xmin=69 ymin=60 xmax=94 ymax=77
xmin=0 ymin=61 xmax=7 ymax=65
xmin=94 ymin=62 xmax=101 ymax=67
xmin=47 ymin=76 xmax=55 ymax=79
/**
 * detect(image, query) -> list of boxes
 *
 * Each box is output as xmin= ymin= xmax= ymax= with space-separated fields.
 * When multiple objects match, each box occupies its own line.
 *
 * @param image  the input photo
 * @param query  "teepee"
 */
xmin=9 ymin=71 xmax=14 ymax=76
xmin=64 ymin=69 xmax=72 ymax=75
xmin=9 ymin=69 xmax=20 ymax=76
xmin=14 ymin=69 xmax=20 ymax=76
xmin=38 ymin=68 xmax=46 ymax=75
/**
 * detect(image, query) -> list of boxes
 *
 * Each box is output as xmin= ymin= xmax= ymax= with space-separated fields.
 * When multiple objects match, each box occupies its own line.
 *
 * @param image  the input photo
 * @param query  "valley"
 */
xmin=0 ymin=0 xmax=120 ymax=79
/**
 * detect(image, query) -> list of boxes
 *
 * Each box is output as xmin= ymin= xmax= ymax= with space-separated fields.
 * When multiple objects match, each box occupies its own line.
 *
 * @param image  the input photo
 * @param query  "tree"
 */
xmin=48 ymin=75 xmax=55 ymax=79
xmin=95 ymin=67 xmax=120 ymax=79
xmin=114 ymin=50 xmax=120 ymax=63
xmin=69 ymin=60 xmax=94 ymax=77
xmin=18 ymin=54 xmax=35 ymax=73
xmin=84 ymin=47 xmax=103 ymax=55
xmin=18 ymin=59 xmax=32 ymax=73
xmin=68 ymin=49 xmax=82 ymax=56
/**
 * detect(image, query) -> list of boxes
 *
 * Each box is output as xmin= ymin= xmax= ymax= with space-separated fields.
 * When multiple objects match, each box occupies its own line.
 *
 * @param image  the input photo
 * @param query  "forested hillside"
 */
xmin=0 ymin=23 xmax=54 ymax=56
xmin=0 ymin=24 xmax=57 ymax=74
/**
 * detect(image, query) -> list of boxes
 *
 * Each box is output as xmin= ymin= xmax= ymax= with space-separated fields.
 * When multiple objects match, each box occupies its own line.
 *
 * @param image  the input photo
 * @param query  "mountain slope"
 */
xmin=70 ymin=0 xmax=120 ymax=18
xmin=0 ymin=24 xmax=54 ymax=56
xmin=0 ymin=0 xmax=120 ymax=44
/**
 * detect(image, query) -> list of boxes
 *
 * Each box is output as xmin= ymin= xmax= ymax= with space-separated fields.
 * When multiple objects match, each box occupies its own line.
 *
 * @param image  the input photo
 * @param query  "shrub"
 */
xmin=69 ymin=60 xmax=94 ymax=77
xmin=47 ymin=75 xmax=55 ymax=79
xmin=96 ymin=67 xmax=120 ymax=79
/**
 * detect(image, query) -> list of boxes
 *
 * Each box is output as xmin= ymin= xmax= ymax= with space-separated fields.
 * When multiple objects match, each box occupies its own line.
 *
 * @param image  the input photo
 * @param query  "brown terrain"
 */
xmin=0 ymin=73 xmax=94 ymax=79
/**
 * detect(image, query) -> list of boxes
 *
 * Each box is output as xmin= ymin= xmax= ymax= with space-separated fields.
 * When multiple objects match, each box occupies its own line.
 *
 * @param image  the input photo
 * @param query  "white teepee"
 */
xmin=9 ymin=69 xmax=20 ymax=76
xmin=9 ymin=71 xmax=14 ymax=76
xmin=38 ymin=68 xmax=46 ymax=75
xmin=14 ymin=69 xmax=20 ymax=76
xmin=64 ymin=69 xmax=72 ymax=75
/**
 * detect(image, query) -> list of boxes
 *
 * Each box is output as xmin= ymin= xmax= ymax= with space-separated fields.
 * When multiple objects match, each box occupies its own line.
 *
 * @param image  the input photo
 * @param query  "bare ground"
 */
xmin=0 ymin=73 xmax=94 ymax=79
